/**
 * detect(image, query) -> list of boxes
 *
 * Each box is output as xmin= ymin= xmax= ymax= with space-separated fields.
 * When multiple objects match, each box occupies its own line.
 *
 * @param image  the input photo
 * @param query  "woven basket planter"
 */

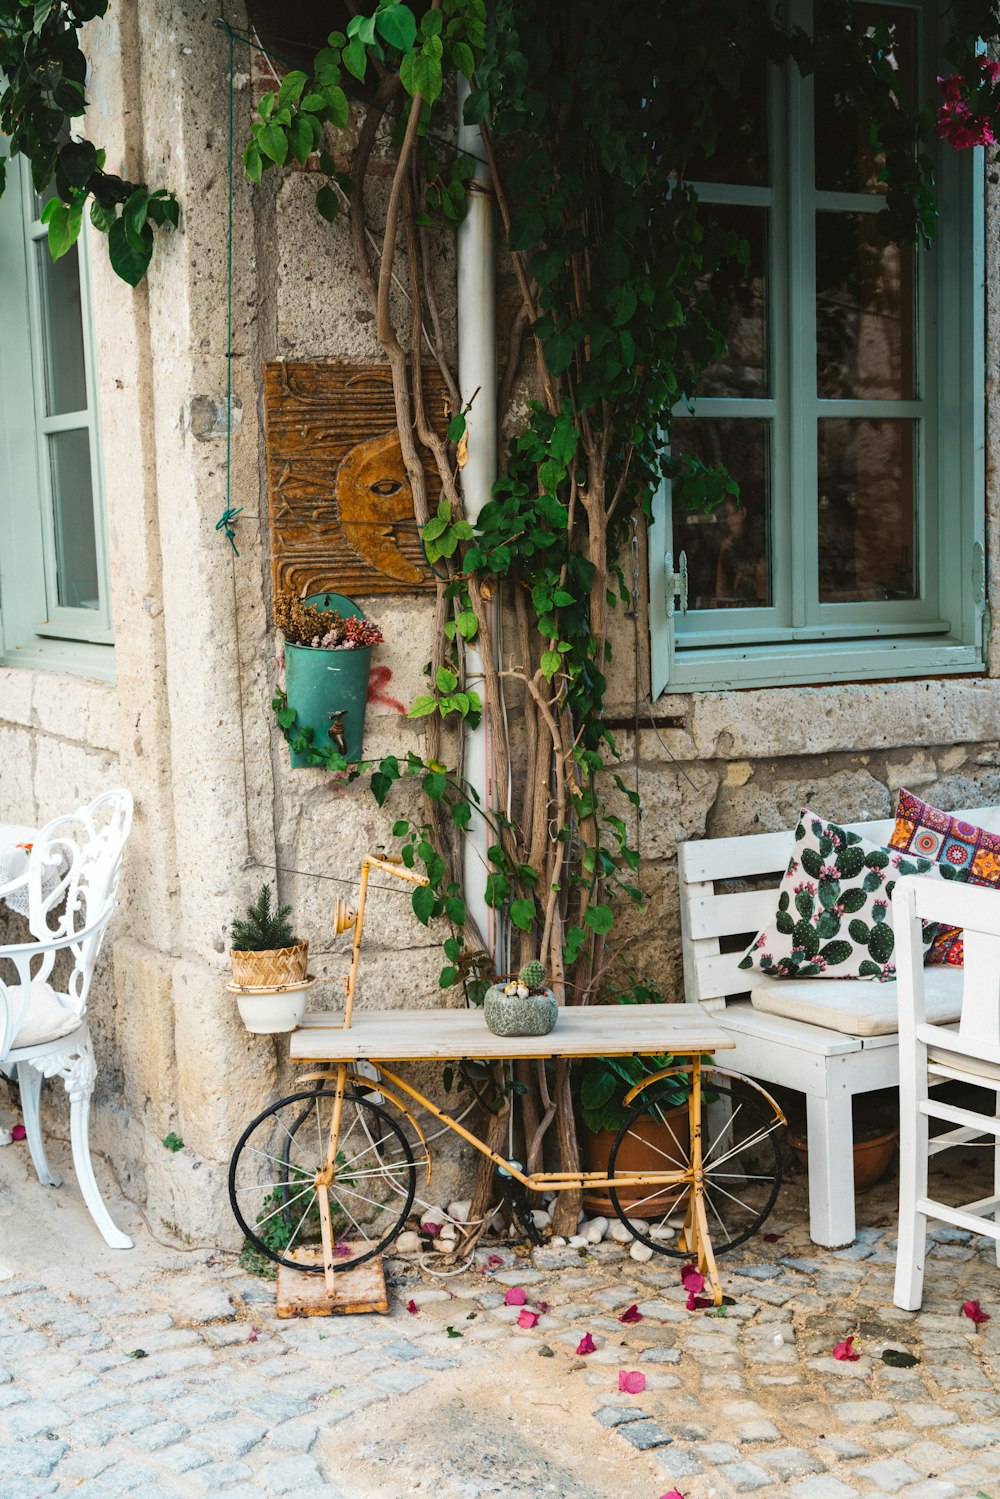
xmin=230 ymin=941 xmax=309 ymax=989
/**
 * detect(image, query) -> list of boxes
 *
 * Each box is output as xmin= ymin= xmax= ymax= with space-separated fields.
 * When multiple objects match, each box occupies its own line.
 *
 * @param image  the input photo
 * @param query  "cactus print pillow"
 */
xmin=738 ymin=809 xmax=959 ymax=983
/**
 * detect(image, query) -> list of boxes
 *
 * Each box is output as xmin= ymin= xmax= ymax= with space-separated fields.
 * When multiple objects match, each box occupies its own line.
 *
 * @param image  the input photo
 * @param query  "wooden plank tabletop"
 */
xmin=288 ymin=1003 xmax=734 ymax=1063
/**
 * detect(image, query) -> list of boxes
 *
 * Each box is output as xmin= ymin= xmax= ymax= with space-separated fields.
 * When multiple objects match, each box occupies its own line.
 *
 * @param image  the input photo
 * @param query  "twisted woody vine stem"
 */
xmin=6 ymin=0 xmax=1000 ymax=1236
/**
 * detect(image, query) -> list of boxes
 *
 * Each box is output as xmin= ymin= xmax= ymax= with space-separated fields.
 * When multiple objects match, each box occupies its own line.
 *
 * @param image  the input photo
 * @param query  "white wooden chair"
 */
xmin=678 ymin=806 xmax=1000 ymax=1248
xmin=0 ymin=789 xmax=134 ymax=1249
xmin=892 ymin=874 xmax=1000 ymax=1310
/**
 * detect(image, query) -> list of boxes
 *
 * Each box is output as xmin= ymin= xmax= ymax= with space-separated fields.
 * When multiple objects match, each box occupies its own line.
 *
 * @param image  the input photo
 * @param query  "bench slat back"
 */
xmin=679 ymin=806 xmax=1000 ymax=1009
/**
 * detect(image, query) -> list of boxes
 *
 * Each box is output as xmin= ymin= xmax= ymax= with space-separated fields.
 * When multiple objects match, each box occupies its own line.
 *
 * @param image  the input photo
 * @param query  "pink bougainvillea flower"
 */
xmin=833 ymin=1336 xmax=860 ymax=1361
xmin=659 ymin=1492 xmax=685 ymax=1499
xmin=517 ymin=1309 xmax=539 ymax=1329
xmin=247 ymin=1326 xmax=259 ymax=1343
xmin=421 ymin=1221 xmax=443 ymax=1239
xmin=680 ymin=1264 xmax=705 ymax=1295
xmin=618 ymin=1370 xmax=646 ymax=1394
xmin=9 ymin=1125 xmax=25 ymax=1143
xmin=576 ymin=1332 xmax=596 ymax=1355
xmin=763 ymin=1231 xmax=784 ymax=1243
xmin=405 ymin=1299 xmax=419 ymax=1315
xmin=332 ymin=1242 xmax=351 ymax=1259
xmin=503 ymin=1286 xmax=527 ymax=1306
xmin=534 ymin=1300 xmax=551 ymax=1314
xmin=486 ymin=1254 xmax=504 ymax=1269
xmin=618 ymin=1304 xmax=643 ymax=1324
xmin=963 ymin=1299 xmax=991 ymax=1328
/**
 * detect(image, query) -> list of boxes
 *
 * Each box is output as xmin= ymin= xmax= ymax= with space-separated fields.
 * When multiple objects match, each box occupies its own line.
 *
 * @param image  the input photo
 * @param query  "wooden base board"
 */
xmin=276 ymin=1245 xmax=388 ymax=1317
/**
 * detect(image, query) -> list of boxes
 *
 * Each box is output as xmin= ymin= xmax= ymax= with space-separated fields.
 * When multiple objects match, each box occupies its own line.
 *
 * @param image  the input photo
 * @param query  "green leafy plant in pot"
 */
xmin=574 ymin=977 xmax=690 ymax=1216
xmin=484 ymin=960 xmax=558 ymax=1037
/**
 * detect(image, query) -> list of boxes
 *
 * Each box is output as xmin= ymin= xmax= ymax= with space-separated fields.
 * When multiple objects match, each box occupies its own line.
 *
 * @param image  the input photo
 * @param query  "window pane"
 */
xmin=816 ymin=212 xmax=915 ymax=399
xmin=818 ymin=419 xmax=916 ymax=602
xmin=48 ymin=428 xmax=99 ymax=609
xmin=814 ymin=4 xmax=916 ymax=194
xmin=672 ymin=418 xmax=771 ymax=609
xmin=36 ymin=240 xmax=87 ymax=416
xmin=700 ymin=206 xmax=769 ymax=398
xmin=686 ymin=67 xmax=768 ymax=186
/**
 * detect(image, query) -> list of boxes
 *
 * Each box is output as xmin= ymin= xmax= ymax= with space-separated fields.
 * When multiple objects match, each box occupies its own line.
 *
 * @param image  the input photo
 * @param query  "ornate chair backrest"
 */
xmin=26 ymin=789 xmax=133 ymax=1010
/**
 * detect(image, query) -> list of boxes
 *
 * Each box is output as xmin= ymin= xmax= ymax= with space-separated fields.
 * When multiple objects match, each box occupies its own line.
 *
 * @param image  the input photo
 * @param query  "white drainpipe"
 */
xmin=456 ymin=78 xmax=501 ymax=973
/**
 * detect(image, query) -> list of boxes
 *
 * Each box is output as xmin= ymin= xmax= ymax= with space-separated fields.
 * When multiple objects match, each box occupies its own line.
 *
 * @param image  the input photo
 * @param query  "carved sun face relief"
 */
xmin=263 ymin=362 xmax=445 ymax=596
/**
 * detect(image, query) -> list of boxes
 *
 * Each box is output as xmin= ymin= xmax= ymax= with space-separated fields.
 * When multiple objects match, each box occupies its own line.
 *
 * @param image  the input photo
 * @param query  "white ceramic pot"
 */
xmin=228 ymin=976 xmax=318 ymax=1034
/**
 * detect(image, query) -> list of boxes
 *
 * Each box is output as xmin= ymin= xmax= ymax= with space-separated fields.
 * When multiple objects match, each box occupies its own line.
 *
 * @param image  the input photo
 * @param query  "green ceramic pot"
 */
xmin=483 ymin=984 xmax=558 ymax=1037
xmin=284 ymin=593 xmax=373 ymax=767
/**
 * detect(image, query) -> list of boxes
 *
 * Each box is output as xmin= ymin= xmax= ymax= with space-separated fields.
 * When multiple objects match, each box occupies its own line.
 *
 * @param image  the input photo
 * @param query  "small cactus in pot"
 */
xmin=484 ymin=960 xmax=558 ymax=1038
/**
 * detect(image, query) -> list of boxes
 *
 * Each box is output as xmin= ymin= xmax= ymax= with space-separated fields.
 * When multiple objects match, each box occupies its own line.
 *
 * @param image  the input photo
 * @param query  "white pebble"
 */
xmin=773 ymin=1332 xmax=785 ymax=1347
xmin=438 ymin=1222 xmax=458 ymax=1242
xmin=629 ymin=1241 xmax=654 ymax=1263
xmin=0 ymin=1128 xmax=11 ymax=1148
xmin=584 ymin=1216 xmax=608 ymax=1244
xmin=650 ymin=1224 xmax=675 ymax=1242
xmin=394 ymin=1231 xmax=421 ymax=1255
xmin=420 ymin=1205 xmax=446 ymax=1228
xmin=432 ymin=1236 xmax=455 ymax=1254
xmin=530 ymin=1209 xmax=551 ymax=1230
xmin=447 ymin=1199 xmax=472 ymax=1224
xmin=569 ymin=1235 xmax=589 ymax=1248
xmin=550 ymin=1236 xmax=567 ymax=1247
xmin=609 ymin=1221 xmax=634 ymax=1244
xmin=629 ymin=1217 xmax=650 ymax=1232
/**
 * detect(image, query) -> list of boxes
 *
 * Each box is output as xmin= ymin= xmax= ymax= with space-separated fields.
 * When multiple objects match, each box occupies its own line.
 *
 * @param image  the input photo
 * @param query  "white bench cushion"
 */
xmin=8 ymin=983 xmax=81 ymax=1049
xmin=750 ymin=965 xmax=964 ymax=1037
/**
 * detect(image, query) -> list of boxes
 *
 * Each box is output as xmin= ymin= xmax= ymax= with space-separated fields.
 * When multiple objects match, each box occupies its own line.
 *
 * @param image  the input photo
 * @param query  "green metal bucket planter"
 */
xmin=283 ymin=593 xmax=373 ymax=767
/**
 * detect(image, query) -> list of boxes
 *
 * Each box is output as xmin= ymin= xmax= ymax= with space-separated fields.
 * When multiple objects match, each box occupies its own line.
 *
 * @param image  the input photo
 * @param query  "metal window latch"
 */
xmin=666 ymin=550 xmax=688 ymax=617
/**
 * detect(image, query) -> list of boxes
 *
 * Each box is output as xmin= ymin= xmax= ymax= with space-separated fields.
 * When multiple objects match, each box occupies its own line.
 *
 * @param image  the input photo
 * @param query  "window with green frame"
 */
xmin=0 ymin=159 xmax=113 ymax=678
xmin=649 ymin=0 xmax=985 ymax=696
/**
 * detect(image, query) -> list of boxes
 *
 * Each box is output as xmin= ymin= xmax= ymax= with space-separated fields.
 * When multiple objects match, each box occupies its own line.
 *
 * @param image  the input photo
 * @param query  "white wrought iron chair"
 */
xmin=0 ymin=789 xmax=134 ymax=1249
xmin=892 ymin=874 xmax=1000 ymax=1311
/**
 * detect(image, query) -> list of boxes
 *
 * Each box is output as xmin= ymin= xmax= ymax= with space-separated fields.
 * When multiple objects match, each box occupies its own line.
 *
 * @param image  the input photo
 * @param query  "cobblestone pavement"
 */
xmin=1 ymin=1139 xmax=999 ymax=1498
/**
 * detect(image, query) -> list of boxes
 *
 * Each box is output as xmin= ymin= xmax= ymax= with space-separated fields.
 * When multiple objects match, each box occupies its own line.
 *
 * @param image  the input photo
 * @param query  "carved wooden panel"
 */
xmin=263 ymin=361 xmax=445 ymax=597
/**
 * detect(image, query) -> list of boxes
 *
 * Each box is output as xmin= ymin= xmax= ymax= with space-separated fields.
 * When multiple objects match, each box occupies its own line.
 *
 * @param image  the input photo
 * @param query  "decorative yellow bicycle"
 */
xmin=229 ymin=855 xmax=786 ymax=1306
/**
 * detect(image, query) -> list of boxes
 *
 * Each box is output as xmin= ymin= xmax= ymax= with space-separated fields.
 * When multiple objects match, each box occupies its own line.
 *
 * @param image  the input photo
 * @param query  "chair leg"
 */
xmin=16 ymin=1062 xmax=62 ymax=1187
xmin=806 ymin=1089 xmax=856 ymax=1248
xmin=26 ymin=1037 xmax=133 ymax=1251
xmin=894 ymin=1046 xmax=930 ymax=1311
xmin=995 ymin=1095 xmax=1000 ymax=1270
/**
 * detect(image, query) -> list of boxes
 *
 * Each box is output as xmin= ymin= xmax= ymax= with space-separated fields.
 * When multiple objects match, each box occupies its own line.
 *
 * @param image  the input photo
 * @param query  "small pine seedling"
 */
xmin=230 ymin=883 xmax=298 ymax=952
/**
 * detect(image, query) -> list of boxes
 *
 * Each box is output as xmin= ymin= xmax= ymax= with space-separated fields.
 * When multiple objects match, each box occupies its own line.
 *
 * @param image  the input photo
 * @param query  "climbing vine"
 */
xmin=244 ymin=0 xmax=1000 ymax=1235
xmin=0 ymin=0 xmax=177 ymax=282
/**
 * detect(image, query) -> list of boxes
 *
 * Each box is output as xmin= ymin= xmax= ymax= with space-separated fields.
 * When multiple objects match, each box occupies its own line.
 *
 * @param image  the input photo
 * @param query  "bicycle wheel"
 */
xmin=229 ymin=1088 xmax=416 ymax=1273
xmin=607 ymin=1074 xmax=783 ymax=1258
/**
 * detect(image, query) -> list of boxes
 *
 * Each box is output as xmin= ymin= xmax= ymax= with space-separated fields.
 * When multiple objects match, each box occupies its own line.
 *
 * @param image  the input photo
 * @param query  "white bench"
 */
xmin=678 ymin=805 xmax=1000 ymax=1248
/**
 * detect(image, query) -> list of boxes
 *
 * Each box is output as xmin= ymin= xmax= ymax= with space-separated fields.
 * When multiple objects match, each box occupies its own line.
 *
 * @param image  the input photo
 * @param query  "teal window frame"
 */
xmin=0 ymin=159 xmax=114 ymax=679
xmin=650 ymin=0 xmax=986 ymax=696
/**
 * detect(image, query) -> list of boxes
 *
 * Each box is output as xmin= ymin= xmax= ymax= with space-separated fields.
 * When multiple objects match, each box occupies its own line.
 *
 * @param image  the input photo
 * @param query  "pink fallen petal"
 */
xmin=680 ymin=1263 xmax=705 ymax=1295
xmin=10 ymin=1125 xmax=25 ymax=1143
xmin=517 ymin=1309 xmax=539 ymax=1329
xmin=685 ymin=1292 xmax=713 ymax=1311
xmin=421 ymin=1221 xmax=443 ymax=1239
xmin=833 ymin=1336 xmax=860 ymax=1361
xmin=963 ymin=1299 xmax=991 ymax=1327
xmin=618 ymin=1370 xmax=646 ymax=1394
xmin=576 ymin=1332 xmax=595 ymax=1355
xmin=618 ymin=1303 xmax=643 ymax=1324
xmin=332 ymin=1242 xmax=351 ymax=1259
xmin=247 ymin=1327 xmax=259 ymax=1343
xmin=486 ymin=1254 xmax=504 ymax=1268
xmin=763 ymin=1231 xmax=784 ymax=1243
xmin=534 ymin=1300 xmax=551 ymax=1314
xmin=659 ymin=1492 xmax=685 ymax=1499
xmin=503 ymin=1286 xmax=527 ymax=1306
xmin=405 ymin=1299 xmax=419 ymax=1315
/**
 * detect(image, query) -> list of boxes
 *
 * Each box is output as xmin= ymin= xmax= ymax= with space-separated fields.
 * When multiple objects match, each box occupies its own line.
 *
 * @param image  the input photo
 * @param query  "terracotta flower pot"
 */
xmin=581 ymin=1103 xmax=690 ymax=1216
xmin=788 ymin=1124 xmax=898 ymax=1192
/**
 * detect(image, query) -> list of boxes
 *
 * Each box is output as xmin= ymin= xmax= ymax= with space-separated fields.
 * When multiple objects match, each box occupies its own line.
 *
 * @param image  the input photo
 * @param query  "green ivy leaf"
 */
xmin=258 ymin=123 xmax=288 ymax=166
xmin=41 ymin=196 xmax=82 ymax=261
xmin=540 ymin=650 xmax=561 ymax=680
xmin=343 ymin=34 xmax=368 ymax=81
xmin=412 ymin=884 xmax=435 ymax=925
xmin=90 ymin=198 xmax=116 ymax=232
xmin=436 ymin=665 xmax=458 ymax=693
xmin=583 ymin=903 xmax=614 ymax=934
xmin=315 ymin=184 xmax=340 ymax=222
xmin=509 ymin=898 xmax=536 ymax=932
xmin=108 ymin=215 xmax=152 ymax=285
xmin=447 ymin=412 xmax=467 ymax=442
xmin=277 ymin=69 xmax=308 ymax=109
xmin=376 ymin=2 xmax=417 ymax=53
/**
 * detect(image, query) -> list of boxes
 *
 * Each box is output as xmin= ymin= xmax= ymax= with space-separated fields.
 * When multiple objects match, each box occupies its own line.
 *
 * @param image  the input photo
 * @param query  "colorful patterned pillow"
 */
xmin=890 ymin=790 xmax=1000 ymax=965
xmin=738 ymin=809 xmax=958 ymax=983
